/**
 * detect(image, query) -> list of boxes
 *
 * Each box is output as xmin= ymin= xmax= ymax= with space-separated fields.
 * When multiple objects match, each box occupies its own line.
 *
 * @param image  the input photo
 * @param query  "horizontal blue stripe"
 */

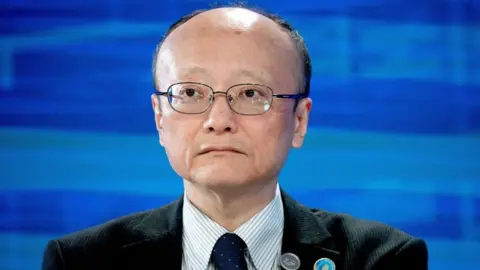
xmin=474 ymin=198 xmax=480 ymax=229
xmin=0 ymin=78 xmax=478 ymax=135
xmin=1 ymin=0 xmax=478 ymax=35
xmin=0 ymin=190 xmax=477 ymax=239
xmin=0 ymin=190 xmax=174 ymax=235
xmin=283 ymin=0 xmax=480 ymax=25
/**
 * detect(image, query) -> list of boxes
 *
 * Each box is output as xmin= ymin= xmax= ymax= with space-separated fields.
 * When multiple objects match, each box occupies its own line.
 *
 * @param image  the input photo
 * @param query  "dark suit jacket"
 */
xmin=41 ymin=191 xmax=428 ymax=270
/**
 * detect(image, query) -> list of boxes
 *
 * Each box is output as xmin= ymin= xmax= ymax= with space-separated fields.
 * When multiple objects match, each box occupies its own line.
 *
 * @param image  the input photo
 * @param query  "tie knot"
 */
xmin=211 ymin=233 xmax=248 ymax=270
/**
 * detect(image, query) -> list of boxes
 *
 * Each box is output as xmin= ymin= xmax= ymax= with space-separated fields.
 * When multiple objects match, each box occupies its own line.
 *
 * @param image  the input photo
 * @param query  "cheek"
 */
xmin=161 ymin=116 xmax=198 ymax=174
xmin=162 ymin=111 xmax=197 ymax=142
xmin=250 ymin=119 xmax=292 ymax=171
xmin=162 ymin=117 xmax=182 ymax=144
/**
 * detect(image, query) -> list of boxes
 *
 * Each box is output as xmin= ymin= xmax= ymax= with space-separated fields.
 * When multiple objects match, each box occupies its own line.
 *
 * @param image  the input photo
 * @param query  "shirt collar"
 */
xmin=236 ymin=185 xmax=284 ymax=269
xmin=182 ymin=184 xmax=284 ymax=270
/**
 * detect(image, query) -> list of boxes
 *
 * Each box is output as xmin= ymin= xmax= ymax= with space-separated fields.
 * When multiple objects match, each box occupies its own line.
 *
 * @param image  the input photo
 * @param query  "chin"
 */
xmin=189 ymin=166 xmax=253 ymax=188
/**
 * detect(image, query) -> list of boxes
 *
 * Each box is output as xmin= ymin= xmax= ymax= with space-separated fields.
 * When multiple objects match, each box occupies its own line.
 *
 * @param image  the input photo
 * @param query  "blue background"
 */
xmin=0 ymin=0 xmax=479 ymax=269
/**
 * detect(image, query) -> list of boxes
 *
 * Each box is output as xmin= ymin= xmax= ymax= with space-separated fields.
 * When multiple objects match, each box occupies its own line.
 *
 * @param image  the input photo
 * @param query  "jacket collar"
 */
xmin=280 ymin=190 xmax=341 ymax=270
xmin=119 ymin=190 xmax=341 ymax=270
xmin=119 ymin=198 xmax=184 ymax=270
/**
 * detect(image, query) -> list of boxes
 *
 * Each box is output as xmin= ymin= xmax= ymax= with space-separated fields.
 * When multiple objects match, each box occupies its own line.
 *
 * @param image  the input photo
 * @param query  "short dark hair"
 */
xmin=151 ymin=4 xmax=311 ymax=97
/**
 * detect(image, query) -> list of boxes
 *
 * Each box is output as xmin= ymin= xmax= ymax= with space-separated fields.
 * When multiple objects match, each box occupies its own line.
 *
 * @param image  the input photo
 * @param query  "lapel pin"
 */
xmin=313 ymin=258 xmax=335 ymax=270
xmin=280 ymin=253 xmax=301 ymax=270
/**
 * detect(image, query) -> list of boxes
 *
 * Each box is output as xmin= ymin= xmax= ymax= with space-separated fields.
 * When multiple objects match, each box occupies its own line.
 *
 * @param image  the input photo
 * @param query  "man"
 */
xmin=41 ymin=5 xmax=428 ymax=270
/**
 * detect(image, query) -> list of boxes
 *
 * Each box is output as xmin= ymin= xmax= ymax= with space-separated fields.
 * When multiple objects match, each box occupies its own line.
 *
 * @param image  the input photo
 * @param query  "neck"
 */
xmin=183 ymin=179 xmax=278 ymax=232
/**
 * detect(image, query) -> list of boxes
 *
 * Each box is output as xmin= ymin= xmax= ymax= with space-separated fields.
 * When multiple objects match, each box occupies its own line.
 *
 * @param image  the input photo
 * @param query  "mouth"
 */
xmin=199 ymin=146 xmax=244 ymax=155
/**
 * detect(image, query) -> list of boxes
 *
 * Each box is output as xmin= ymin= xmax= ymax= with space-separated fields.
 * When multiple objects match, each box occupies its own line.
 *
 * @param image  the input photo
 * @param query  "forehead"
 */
xmin=155 ymin=8 xmax=300 ymax=90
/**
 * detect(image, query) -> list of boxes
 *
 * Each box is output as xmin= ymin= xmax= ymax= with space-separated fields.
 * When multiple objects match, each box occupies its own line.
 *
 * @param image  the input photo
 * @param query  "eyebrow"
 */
xmin=235 ymin=69 xmax=270 ymax=84
xmin=178 ymin=66 xmax=213 ymax=79
xmin=179 ymin=66 xmax=269 ymax=84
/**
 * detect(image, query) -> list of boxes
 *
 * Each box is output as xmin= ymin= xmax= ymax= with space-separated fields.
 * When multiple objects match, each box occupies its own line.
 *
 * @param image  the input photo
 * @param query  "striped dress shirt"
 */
xmin=181 ymin=185 xmax=284 ymax=270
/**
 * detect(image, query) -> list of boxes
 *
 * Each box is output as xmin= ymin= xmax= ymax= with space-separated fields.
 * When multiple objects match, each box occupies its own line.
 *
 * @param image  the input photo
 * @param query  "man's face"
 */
xmin=152 ymin=8 xmax=311 ymax=189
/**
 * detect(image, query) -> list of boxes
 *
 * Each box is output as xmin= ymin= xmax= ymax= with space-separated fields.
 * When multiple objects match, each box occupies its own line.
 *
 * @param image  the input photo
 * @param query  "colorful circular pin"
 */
xmin=313 ymin=258 xmax=335 ymax=270
xmin=280 ymin=253 xmax=301 ymax=270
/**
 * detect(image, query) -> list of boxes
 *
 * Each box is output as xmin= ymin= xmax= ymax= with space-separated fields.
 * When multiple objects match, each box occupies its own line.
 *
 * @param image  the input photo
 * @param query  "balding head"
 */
xmin=152 ymin=6 xmax=311 ymax=96
xmin=180 ymin=7 xmax=265 ymax=33
xmin=155 ymin=7 xmax=299 ymax=91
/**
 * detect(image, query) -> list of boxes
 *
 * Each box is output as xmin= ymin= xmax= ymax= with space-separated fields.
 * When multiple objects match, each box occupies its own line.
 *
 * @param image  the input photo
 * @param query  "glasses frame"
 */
xmin=153 ymin=82 xmax=308 ymax=115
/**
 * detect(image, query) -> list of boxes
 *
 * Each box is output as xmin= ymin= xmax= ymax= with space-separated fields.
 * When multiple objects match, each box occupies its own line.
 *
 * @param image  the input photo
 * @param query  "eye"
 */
xmin=179 ymin=88 xmax=200 ymax=97
xmin=239 ymin=88 xmax=264 ymax=99
xmin=244 ymin=89 xmax=256 ymax=98
xmin=177 ymin=86 xmax=205 ymax=99
xmin=168 ymin=83 xmax=211 ymax=105
xmin=183 ymin=88 xmax=197 ymax=97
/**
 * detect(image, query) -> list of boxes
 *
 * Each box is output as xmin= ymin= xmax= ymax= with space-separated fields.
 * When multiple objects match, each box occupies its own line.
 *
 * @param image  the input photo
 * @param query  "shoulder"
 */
xmin=312 ymin=209 xmax=428 ymax=269
xmin=317 ymin=209 xmax=414 ymax=244
xmin=55 ymin=208 xmax=154 ymax=250
xmin=41 ymin=200 xmax=180 ymax=269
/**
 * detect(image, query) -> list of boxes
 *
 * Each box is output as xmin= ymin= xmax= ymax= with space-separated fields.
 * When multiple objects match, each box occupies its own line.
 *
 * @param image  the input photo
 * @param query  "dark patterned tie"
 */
xmin=211 ymin=233 xmax=248 ymax=270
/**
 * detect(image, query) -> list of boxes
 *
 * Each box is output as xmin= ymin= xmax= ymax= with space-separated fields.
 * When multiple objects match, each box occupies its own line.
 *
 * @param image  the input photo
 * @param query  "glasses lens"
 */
xmin=168 ymin=83 xmax=212 ymax=113
xmin=227 ymin=84 xmax=272 ymax=115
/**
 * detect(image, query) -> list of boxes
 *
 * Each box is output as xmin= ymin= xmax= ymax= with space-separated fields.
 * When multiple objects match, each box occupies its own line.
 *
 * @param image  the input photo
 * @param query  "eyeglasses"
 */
xmin=153 ymin=82 xmax=307 ymax=115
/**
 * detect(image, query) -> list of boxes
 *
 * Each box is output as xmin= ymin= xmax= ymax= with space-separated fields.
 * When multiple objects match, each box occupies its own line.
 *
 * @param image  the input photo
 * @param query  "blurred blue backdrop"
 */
xmin=0 ymin=0 xmax=479 ymax=269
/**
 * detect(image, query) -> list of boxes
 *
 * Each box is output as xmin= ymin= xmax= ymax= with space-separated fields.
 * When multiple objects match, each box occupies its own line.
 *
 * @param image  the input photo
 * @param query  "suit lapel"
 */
xmin=281 ymin=191 xmax=342 ymax=270
xmin=115 ymin=190 xmax=342 ymax=270
xmin=118 ymin=198 xmax=184 ymax=270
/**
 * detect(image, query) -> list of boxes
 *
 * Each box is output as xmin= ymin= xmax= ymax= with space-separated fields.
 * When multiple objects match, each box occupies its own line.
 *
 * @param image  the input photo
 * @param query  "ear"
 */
xmin=292 ymin=98 xmax=312 ymax=148
xmin=151 ymin=94 xmax=165 ymax=147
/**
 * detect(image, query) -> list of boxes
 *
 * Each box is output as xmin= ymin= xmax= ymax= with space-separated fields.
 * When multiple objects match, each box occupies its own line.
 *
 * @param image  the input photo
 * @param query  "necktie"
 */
xmin=211 ymin=233 xmax=248 ymax=270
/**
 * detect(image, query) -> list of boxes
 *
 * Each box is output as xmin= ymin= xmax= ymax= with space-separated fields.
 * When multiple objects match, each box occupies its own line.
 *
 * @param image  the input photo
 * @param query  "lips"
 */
xmin=199 ymin=146 xmax=243 ymax=155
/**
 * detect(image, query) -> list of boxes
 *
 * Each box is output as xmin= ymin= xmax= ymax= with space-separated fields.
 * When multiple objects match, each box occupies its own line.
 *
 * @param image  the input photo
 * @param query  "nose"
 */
xmin=203 ymin=92 xmax=237 ymax=134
